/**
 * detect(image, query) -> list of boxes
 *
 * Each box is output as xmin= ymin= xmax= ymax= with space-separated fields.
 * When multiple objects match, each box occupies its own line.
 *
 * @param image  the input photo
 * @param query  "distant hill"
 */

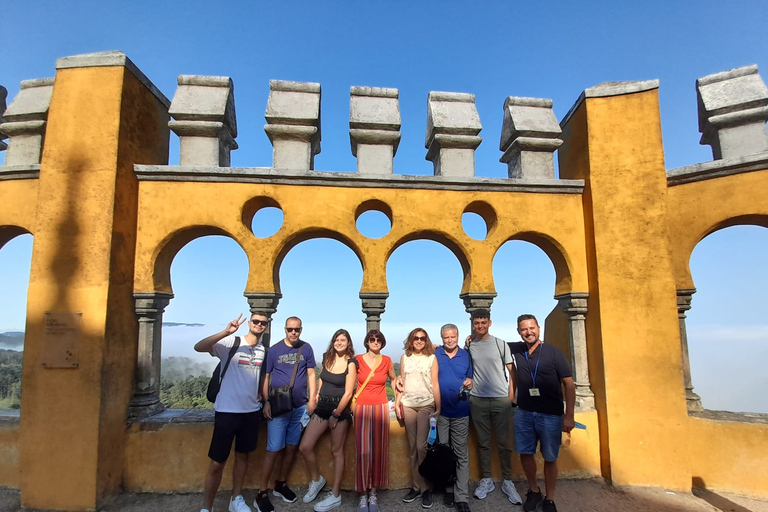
xmin=163 ymin=322 xmax=205 ymax=327
xmin=0 ymin=332 xmax=24 ymax=351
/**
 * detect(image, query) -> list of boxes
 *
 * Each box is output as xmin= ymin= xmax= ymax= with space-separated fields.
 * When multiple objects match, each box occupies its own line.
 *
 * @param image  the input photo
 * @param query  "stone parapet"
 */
xmin=425 ymin=91 xmax=482 ymax=177
xmin=0 ymin=78 xmax=54 ymax=166
xmin=264 ymin=80 xmax=321 ymax=170
xmin=349 ymin=86 xmax=401 ymax=174
xmin=168 ymin=75 xmax=238 ymax=167
xmin=697 ymin=65 xmax=768 ymax=160
xmin=499 ymin=96 xmax=563 ymax=179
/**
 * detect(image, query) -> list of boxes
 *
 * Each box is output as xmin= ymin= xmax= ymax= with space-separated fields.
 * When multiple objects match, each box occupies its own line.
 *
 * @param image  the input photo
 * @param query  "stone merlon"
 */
xmin=425 ymin=91 xmax=482 ymax=177
xmin=696 ymin=64 xmax=768 ymax=160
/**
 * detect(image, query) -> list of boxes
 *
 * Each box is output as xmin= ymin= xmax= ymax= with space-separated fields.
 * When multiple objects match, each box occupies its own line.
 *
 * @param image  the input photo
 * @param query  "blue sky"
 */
xmin=1 ymin=1 xmax=767 ymax=412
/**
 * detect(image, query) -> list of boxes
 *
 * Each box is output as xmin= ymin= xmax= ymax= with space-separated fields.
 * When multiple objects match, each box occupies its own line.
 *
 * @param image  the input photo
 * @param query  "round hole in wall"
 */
xmin=462 ymin=201 xmax=497 ymax=241
xmin=355 ymin=199 xmax=393 ymax=239
xmin=244 ymin=196 xmax=284 ymax=238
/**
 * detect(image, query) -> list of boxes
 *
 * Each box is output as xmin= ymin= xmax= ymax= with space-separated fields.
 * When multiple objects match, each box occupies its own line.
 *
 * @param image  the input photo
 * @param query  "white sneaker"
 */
xmin=314 ymin=491 xmax=342 ymax=512
xmin=368 ymin=493 xmax=379 ymax=512
xmin=358 ymin=495 xmax=369 ymax=512
xmin=303 ymin=475 xmax=327 ymax=503
xmin=230 ymin=494 xmax=253 ymax=512
xmin=201 ymin=509 xmax=211 ymax=512
xmin=473 ymin=478 xmax=495 ymax=500
xmin=501 ymin=480 xmax=522 ymax=505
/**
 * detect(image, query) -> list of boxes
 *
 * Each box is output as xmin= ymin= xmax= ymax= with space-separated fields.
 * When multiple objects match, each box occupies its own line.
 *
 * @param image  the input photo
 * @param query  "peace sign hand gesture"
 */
xmin=225 ymin=314 xmax=246 ymax=335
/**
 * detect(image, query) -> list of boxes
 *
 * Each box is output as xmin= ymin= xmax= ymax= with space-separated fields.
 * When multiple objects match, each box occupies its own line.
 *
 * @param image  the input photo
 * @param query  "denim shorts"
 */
xmin=513 ymin=408 xmax=563 ymax=462
xmin=266 ymin=404 xmax=307 ymax=452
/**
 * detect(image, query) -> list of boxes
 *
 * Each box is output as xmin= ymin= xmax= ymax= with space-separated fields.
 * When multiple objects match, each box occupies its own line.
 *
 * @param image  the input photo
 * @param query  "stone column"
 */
xmin=264 ymin=80 xmax=321 ymax=170
xmin=425 ymin=92 xmax=482 ymax=177
xmin=0 ymin=78 xmax=54 ymax=166
xmin=677 ymin=288 xmax=703 ymax=412
xmin=696 ymin=65 xmax=768 ymax=160
xmin=168 ymin=75 xmax=238 ymax=167
xmin=127 ymin=292 xmax=173 ymax=421
xmin=460 ymin=292 xmax=496 ymax=335
xmin=555 ymin=292 xmax=595 ymax=411
xmin=349 ymin=86 xmax=401 ymax=174
xmin=245 ymin=291 xmax=282 ymax=348
xmin=0 ymin=85 xmax=7 ymax=151
xmin=499 ymin=96 xmax=563 ymax=179
xmin=360 ymin=292 xmax=388 ymax=332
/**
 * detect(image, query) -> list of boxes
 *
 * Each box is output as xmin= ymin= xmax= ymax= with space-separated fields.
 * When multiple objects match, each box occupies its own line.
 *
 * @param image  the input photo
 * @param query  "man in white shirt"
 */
xmin=195 ymin=312 xmax=269 ymax=512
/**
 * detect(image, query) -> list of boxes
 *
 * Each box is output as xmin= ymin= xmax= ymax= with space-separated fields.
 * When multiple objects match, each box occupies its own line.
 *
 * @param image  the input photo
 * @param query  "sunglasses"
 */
xmin=251 ymin=319 xmax=269 ymax=326
xmin=286 ymin=327 xmax=302 ymax=333
xmin=368 ymin=338 xmax=382 ymax=344
xmin=413 ymin=335 xmax=427 ymax=341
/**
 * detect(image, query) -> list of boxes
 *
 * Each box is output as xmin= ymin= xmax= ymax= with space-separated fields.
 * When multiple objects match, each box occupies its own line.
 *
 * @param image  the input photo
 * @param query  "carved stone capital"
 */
xmin=459 ymin=292 xmax=497 ymax=315
xmin=676 ymin=288 xmax=696 ymax=318
xmin=360 ymin=292 xmax=388 ymax=332
xmin=244 ymin=292 xmax=282 ymax=317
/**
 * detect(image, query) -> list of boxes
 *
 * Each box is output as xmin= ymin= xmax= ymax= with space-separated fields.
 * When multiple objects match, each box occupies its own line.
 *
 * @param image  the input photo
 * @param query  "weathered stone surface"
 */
xmin=265 ymin=80 xmax=321 ymax=170
xmin=350 ymin=86 xmax=401 ymax=174
xmin=361 ymin=292 xmax=389 ymax=332
xmin=555 ymin=292 xmax=595 ymax=412
xmin=499 ymin=96 xmax=563 ymax=179
xmin=426 ymin=91 xmax=482 ymax=177
xmin=168 ymin=75 xmax=238 ymax=167
xmin=0 ymin=78 xmax=54 ymax=166
xmin=696 ymin=65 xmax=768 ymax=160
xmin=561 ymin=79 xmax=660 ymax=128
xmin=0 ymin=85 xmax=7 ymax=151
xmin=245 ymin=291 xmax=282 ymax=348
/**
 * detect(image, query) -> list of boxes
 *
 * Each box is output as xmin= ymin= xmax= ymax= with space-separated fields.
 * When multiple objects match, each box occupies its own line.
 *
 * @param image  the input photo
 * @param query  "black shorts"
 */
xmin=208 ymin=410 xmax=261 ymax=463
xmin=313 ymin=395 xmax=352 ymax=422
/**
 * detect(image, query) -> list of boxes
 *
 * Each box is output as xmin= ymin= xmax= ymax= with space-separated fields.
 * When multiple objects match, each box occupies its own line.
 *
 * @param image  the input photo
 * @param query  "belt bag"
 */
xmin=269 ymin=344 xmax=303 ymax=417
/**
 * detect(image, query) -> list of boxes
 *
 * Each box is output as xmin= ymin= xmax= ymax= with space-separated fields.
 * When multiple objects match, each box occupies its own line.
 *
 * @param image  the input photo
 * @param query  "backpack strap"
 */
xmin=219 ymin=336 xmax=241 ymax=385
xmin=288 ymin=343 xmax=304 ymax=388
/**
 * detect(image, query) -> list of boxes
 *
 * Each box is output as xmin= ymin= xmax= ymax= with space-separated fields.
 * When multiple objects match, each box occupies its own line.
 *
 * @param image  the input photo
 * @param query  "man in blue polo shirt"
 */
xmin=435 ymin=323 xmax=473 ymax=512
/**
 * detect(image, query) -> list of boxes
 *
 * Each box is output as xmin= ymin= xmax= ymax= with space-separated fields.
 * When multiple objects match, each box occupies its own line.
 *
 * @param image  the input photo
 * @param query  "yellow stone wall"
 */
xmin=1 ymin=53 xmax=768 ymax=509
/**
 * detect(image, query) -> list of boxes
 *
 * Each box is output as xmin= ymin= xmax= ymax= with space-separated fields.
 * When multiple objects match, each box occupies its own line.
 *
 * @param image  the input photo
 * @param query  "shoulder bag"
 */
xmin=269 ymin=343 xmax=303 ymax=416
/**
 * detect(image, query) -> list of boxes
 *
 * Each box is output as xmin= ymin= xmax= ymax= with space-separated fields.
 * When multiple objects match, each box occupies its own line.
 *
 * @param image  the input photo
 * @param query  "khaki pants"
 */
xmin=469 ymin=396 xmax=513 ymax=480
xmin=403 ymin=404 xmax=435 ymax=491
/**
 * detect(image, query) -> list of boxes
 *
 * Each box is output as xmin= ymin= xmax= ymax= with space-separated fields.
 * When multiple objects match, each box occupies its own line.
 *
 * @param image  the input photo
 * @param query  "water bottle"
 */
xmin=427 ymin=416 xmax=437 ymax=445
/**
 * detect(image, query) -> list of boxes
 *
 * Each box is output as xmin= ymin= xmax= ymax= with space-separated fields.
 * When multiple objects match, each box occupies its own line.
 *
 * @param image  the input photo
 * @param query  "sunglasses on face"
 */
xmin=413 ymin=335 xmax=427 ymax=341
xmin=251 ymin=319 xmax=269 ymax=326
xmin=369 ymin=338 xmax=382 ymax=344
xmin=286 ymin=327 xmax=302 ymax=333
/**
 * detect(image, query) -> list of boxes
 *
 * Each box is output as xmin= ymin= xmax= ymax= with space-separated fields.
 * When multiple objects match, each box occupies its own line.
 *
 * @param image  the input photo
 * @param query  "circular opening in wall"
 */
xmin=462 ymin=201 xmax=497 ymax=241
xmin=355 ymin=199 xmax=393 ymax=239
xmin=244 ymin=197 xmax=284 ymax=238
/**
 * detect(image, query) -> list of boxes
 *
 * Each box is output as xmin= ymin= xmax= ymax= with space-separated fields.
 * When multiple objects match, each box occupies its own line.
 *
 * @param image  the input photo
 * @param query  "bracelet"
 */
xmin=331 ymin=411 xmax=341 ymax=419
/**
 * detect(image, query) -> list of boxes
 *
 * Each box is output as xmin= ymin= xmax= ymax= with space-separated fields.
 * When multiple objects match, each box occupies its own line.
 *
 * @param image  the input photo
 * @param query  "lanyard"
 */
xmin=524 ymin=343 xmax=542 ymax=387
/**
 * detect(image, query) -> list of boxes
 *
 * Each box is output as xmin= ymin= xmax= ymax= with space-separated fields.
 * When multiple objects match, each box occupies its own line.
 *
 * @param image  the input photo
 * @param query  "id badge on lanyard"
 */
xmin=525 ymin=344 xmax=542 ymax=397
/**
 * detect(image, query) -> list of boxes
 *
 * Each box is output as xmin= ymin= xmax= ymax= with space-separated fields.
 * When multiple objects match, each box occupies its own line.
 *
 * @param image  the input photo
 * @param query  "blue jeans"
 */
xmin=513 ymin=408 xmax=563 ymax=462
xmin=266 ymin=404 xmax=307 ymax=452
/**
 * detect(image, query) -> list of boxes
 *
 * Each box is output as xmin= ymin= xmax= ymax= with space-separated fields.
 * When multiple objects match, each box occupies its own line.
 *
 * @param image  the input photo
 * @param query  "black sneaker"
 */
xmin=403 ymin=488 xmax=421 ymax=503
xmin=255 ymin=490 xmax=275 ymax=512
xmin=523 ymin=489 xmax=544 ymax=512
xmin=273 ymin=481 xmax=298 ymax=503
xmin=454 ymin=502 xmax=471 ymax=512
xmin=422 ymin=490 xmax=433 ymax=509
xmin=443 ymin=492 xmax=454 ymax=508
xmin=542 ymin=499 xmax=557 ymax=512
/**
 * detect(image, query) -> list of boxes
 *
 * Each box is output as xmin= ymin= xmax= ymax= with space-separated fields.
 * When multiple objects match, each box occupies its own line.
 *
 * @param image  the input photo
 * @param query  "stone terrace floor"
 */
xmin=2 ymin=479 xmax=768 ymax=512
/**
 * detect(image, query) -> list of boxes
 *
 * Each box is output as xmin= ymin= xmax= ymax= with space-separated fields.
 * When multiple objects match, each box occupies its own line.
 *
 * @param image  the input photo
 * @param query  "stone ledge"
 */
xmin=0 ymin=410 xmax=20 ymax=425
xmin=666 ymin=151 xmax=768 ymax=186
xmin=55 ymin=50 xmax=170 ymax=108
xmin=134 ymin=165 xmax=584 ymax=194
xmin=131 ymin=408 xmax=214 ymax=426
xmin=561 ymin=79 xmax=660 ymax=128
xmin=0 ymin=164 xmax=40 ymax=181
xmin=690 ymin=409 xmax=768 ymax=425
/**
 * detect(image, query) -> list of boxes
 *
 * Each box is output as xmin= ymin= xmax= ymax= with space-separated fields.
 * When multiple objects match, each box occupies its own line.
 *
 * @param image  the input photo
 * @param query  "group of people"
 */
xmin=195 ymin=308 xmax=575 ymax=512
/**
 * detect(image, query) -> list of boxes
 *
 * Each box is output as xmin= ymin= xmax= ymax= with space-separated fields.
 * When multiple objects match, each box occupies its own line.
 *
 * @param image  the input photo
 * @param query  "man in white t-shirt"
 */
xmin=195 ymin=312 xmax=269 ymax=512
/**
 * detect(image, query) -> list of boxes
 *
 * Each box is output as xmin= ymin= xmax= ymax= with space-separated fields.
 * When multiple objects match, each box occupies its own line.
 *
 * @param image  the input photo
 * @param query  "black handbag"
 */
xmin=206 ymin=336 xmax=241 ymax=403
xmin=269 ymin=344 xmax=303 ymax=416
xmin=418 ymin=434 xmax=458 ymax=488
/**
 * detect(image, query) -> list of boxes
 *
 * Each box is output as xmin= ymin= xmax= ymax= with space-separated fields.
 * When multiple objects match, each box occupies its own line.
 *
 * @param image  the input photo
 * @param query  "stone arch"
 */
xmin=273 ymin=228 xmax=365 ymax=294
xmin=151 ymin=225 xmax=247 ymax=294
xmin=387 ymin=230 xmax=471 ymax=289
xmin=0 ymin=225 xmax=32 ymax=252
xmin=504 ymin=230 xmax=574 ymax=295
xmin=678 ymin=214 xmax=768 ymax=290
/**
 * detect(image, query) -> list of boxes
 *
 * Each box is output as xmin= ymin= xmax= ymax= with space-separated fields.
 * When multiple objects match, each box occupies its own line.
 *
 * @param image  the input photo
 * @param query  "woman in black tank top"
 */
xmin=299 ymin=329 xmax=357 ymax=511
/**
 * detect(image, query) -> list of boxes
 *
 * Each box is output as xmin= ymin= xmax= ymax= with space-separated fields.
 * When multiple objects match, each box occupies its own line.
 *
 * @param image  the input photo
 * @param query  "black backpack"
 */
xmin=206 ymin=336 xmax=241 ymax=403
